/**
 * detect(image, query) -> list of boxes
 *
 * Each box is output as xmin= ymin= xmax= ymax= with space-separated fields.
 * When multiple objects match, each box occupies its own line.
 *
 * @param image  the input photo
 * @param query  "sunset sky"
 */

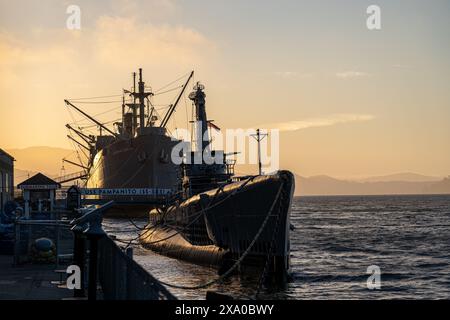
xmin=0 ymin=0 xmax=449 ymax=178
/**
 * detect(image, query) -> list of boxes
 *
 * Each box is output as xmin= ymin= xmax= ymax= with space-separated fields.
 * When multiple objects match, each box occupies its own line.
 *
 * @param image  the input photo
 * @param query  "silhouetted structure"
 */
xmin=0 ymin=148 xmax=14 ymax=215
xmin=17 ymin=173 xmax=61 ymax=217
xmin=62 ymin=69 xmax=194 ymax=216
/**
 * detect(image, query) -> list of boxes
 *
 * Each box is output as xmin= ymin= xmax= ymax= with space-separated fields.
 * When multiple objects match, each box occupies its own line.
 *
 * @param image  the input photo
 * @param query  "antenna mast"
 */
xmin=250 ymin=129 xmax=268 ymax=175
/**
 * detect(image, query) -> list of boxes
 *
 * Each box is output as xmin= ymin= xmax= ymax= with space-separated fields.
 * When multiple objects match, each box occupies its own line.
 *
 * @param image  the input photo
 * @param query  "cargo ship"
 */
xmin=63 ymin=69 xmax=193 ymax=216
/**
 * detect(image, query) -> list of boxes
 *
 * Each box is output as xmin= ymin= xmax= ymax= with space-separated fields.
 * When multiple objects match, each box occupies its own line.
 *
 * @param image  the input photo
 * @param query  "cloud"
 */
xmin=0 ymin=15 xmax=213 ymax=69
xmin=274 ymin=71 xmax=298 ymax=78
xmin=0 ymin=11 xmax=216 ymax=147
xmin=336 ymin=71 xmax=371 ymax=79
xmin=256 ymin=114 xmax=375 ymax=132
xmin=92 ymin=16 xmax=214 ymax=67
xmin=110 ymin=0 xmax=178 ymax=20
xmin=0 ymin=13 xmax=216 ymax=93
xmin=392 ymin=64 xmax=412 ymax=69
xmin=273 ymin=71 xmax=314 ymax=79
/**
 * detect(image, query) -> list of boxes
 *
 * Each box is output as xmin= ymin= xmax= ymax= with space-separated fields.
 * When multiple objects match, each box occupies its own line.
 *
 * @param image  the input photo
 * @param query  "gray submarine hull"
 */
xmin=139 ymin=170 xmax=295 ymax=280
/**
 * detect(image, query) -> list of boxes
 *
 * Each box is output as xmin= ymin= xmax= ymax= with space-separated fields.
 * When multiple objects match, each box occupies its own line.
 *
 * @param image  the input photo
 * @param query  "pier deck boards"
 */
xmin=0 ymin=255 xmax=73 ymax=300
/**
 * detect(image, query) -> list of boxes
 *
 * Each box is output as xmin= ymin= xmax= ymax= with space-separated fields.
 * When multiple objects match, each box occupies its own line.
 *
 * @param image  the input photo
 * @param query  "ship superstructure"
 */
xmin=63 ymin=69 xmax=194 ymax=214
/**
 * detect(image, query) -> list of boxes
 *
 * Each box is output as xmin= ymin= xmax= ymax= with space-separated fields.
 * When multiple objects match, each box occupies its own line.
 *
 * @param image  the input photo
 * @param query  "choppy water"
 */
xmin=104 ymin=194 xmax=450 ymax=299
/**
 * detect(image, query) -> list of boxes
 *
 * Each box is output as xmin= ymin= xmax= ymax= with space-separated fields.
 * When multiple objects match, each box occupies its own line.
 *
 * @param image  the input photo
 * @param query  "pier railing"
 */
xmin=70 ymin=200 xmax=177 ymax=300
xmin=98 ymin=236 xmax=176 ymax=300
xmin=10 ymin=200 xmax=177 ymax=300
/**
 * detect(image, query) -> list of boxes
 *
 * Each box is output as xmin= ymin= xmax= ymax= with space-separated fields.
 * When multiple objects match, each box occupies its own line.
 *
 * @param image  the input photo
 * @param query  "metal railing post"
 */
xmin=71 ymin=223 xmax=87 ymax=298
xmin=55 ymin=223 xmax=60 ymax=268
xmin=13 ymin=220 xmax=20 ymax=266
xmin=70 ymin=201 xmax=112 ymax=300
xmin=85 ymin=213 xmax=106 ymax=301
xmin=87 ymin=233 xmax=101 ymax=300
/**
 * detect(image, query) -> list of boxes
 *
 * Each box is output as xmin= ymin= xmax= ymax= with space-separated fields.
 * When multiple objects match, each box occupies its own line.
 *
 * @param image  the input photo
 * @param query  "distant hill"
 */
xmin=426 ymin=177 xmax=450 ymax=194
xmin=14 ymin=168 xmax=38 ymax=185
xmin=6 ymin=146 xmax=74 ymax=185
xmin=5 ymin=146 xmax=450 ymax=195
xmin=359 ymin=172 xmax=442 ymax=183
xmin=13 ymin=168 xmax=60 ymax=185
xmin=294 ymin=174 xmax=450 ymax=196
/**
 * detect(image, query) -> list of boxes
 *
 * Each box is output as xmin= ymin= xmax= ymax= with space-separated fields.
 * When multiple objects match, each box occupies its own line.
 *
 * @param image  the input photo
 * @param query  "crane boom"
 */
xmin=63 ymin=158 xmax=89 ymax=170
xmin=66 ymin=124 xmax=94 ymax=145
xmin=161 ymin=71 xmax=194 ymax=128
xmin=65 ymin=100 xmax=118 ymax=137
xmin=67 ymin=135 xmax=91 ymax=152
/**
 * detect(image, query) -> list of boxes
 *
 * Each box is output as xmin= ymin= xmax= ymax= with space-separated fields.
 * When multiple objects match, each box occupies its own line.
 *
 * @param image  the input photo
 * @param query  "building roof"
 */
xmin=17 ymin=172 xmax=61 ymax=189
xmin=0 ymin=148 xmax=15 ymax=161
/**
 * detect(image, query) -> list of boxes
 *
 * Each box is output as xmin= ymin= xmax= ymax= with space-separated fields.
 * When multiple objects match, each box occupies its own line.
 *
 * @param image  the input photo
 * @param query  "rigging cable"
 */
xmin=67 ymin=100 xmax=128 ymax=104
xmin=153 ymin=85 xmax=184 ymax=96
xmin=66 ymin=94 xmax=123 ymax=100
xmin=154 ymin=72 xmax=192 ymax=94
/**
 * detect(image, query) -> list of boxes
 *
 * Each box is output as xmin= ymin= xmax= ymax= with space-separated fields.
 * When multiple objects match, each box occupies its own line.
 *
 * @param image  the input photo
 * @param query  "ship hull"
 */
xmin=86 ymin=130 xmax=181 ymax=217
xmin=140 ymin=170 xmax=295 ymax=282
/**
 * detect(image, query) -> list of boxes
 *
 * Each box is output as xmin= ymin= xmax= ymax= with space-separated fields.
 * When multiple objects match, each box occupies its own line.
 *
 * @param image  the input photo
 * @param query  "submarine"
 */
xmin=139 ymin=82 xmax=295 ymax=283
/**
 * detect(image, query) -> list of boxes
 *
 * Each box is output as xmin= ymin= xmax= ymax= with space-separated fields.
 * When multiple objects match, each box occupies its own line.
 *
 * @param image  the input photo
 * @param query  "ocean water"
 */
xmin=104 ymin=194 xmax=450 ymax=300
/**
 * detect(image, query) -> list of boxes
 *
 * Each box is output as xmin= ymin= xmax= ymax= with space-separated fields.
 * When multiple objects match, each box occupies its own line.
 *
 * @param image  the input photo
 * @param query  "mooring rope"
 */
xmin=118 ymin=175 xmax=258 ymax=245
xmin=155 ymin=183 xmax=283 ymax=290
xmin=255 ymin=184 xmax=285 ymax=297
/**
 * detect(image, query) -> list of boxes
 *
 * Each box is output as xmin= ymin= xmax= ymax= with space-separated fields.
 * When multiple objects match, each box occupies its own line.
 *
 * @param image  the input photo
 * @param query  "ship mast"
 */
xmin=124 ymin=72 xmax=139 ymax=136
xmin=138 ymin=68 xmax=146 ymax=135
xmin=121 ymin=94 xmax=125 ymax=131
xmin=125 ymin=68 xmax=153 ymax=135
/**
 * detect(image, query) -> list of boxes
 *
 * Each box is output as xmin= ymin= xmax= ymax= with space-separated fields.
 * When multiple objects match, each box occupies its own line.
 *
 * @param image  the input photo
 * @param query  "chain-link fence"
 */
xmin=98 ymin=236 xmax=176 ymax=300
xmin=13 ymin=219 xmax=74 ymax=267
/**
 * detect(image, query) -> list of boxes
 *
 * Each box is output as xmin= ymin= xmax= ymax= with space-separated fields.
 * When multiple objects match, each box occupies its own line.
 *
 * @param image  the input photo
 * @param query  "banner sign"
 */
xmin=79 ymin=188 xmax=173 ymax=196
